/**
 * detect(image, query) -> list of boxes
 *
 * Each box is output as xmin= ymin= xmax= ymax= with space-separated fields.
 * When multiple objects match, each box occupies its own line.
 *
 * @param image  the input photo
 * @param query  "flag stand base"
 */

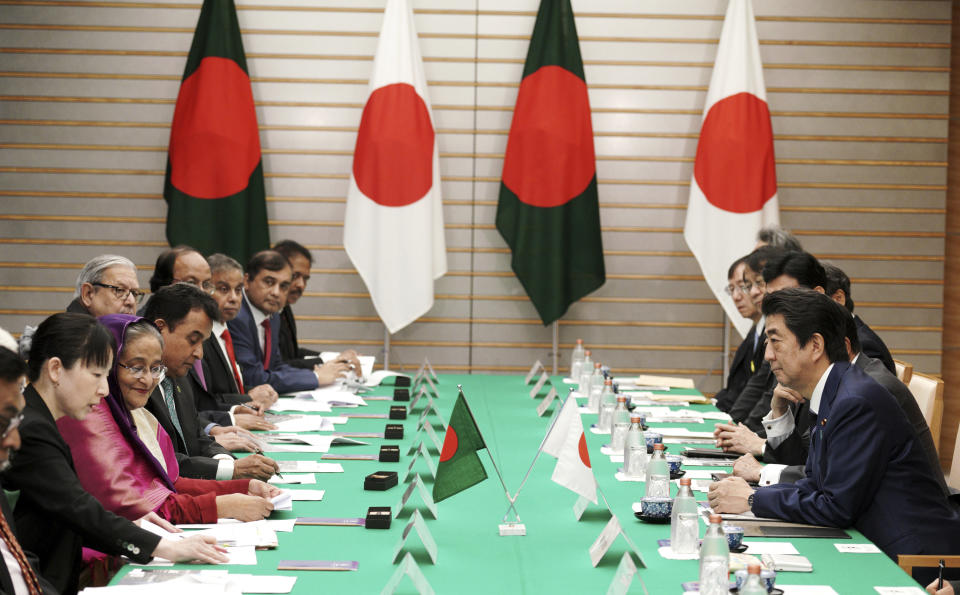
xmin=499 ymin=522 xmax=526 ymax=536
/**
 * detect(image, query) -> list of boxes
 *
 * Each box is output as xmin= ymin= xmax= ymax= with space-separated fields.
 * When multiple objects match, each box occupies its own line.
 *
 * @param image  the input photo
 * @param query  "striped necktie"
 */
xmin=161 ymin=377 xmax=185 ymax=445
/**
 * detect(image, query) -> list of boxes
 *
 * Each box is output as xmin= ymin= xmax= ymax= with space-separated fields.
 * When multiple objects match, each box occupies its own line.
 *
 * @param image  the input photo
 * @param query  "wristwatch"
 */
xmin=747 ymin=491 xmax=755 ymax=509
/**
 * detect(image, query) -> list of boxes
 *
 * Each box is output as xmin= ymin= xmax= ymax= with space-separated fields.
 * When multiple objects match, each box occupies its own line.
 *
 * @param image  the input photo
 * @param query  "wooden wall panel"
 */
xmin=0 ymin=0 xmax=950 ymax=392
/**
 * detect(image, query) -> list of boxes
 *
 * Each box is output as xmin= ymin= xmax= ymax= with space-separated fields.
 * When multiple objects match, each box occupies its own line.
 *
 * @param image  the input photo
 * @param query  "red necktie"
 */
xmin=221 ymin=328 xmax=245 ymax=393
xmin=261 ymin=318 xmax=272 ymax=370
xmin=0 ymin=508 xmax=42 ymax=595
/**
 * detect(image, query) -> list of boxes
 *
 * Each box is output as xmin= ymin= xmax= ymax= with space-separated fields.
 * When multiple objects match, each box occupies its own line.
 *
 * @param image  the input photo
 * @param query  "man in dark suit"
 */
xmin=66 ymin=255 xmax=144 ymax=318
xmin=273 ymin=240 xmax=323 ymax=369
xmin=714 ymin=256 xmax=762 ymax=413
xmin=229 ymin=251 xmax=350 ymax=395
xmin=143 ymin=284 xmax=277 ymax=481
xmin=709 ymin=289 xmax=960 ymax=560
xmin=187 ymin=254 xmax=278 ymax=433
xmin=732 ymin=315 xmax=947 ymax=497
xmin=0 ymin=347 xmax=58 ymax=594
xmin=823 ymin=262 xmax=896 ymax=374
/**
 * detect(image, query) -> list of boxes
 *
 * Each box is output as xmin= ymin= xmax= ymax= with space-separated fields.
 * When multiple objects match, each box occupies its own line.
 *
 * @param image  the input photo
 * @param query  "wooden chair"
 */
xmin=893 ymin=359 xmax=913 ymax=385
xmin=949 ymin=422 xmax=960 ymax=492
xmin=898 ymin=554 xmax=960 ymax=584
xmin=908 ymin=371 xmax=944 ymax=453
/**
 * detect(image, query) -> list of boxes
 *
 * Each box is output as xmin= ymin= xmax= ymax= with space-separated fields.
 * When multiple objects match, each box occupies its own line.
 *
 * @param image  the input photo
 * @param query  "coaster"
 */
xmin=634 ymin=512 xmax=670 ymax=524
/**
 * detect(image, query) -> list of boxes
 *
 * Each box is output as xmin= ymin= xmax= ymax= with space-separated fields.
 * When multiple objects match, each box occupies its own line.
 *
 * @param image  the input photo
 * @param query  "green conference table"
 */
xmin=112 ymin=374 xmax=923 ymax=593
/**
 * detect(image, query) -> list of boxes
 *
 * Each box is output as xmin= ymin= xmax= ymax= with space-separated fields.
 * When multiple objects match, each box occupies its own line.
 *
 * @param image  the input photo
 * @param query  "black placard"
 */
xmin=364 ymin=470 xmax=398 ymax=491
xmin=393 ymin=388 xmax=410 ymax=401
xmin=365 ymin=506 xmax=392 ymax=529
xmin=389 ymin=406 xmax=408 ymax=420
xmin=384 ymin=424 xmax=404 ymax=439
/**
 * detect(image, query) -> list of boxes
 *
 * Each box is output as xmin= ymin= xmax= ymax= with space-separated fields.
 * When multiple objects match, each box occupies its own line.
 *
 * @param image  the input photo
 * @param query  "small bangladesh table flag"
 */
xmin=163 ymin=0 xmax=269 ymax=263
xmin=433 ymin=392 xmax=487 ymax=503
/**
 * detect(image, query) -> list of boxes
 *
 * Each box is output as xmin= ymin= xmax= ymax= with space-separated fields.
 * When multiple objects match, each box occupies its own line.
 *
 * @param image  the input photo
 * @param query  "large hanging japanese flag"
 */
xmin=343 ymin=0 xmax=446 ymax=334
xmin=684 ymin=0 xmax=779 ymax=338
xmin=543 ymin=395 xmax=597 ymax=503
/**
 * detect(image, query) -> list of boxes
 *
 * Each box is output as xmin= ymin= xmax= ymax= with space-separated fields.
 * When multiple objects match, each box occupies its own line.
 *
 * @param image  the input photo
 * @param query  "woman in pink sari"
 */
xmin=58 ymin=314 xmax=278 ymax=524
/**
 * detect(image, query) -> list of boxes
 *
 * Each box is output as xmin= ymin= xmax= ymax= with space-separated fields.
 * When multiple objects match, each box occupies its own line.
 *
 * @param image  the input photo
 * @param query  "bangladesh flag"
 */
xmin=433 ymin=392 xmax=487 ymax=503
xmin=163 ymin=0 xmax=269 ymax=263
xmin=496 ymin=0 xmax=605 ymax=326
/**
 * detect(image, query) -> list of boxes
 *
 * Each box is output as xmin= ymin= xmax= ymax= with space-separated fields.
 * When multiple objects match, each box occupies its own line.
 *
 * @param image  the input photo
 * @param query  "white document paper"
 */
xmin=835 ymin=543 xmax=882 ymax=554
xmin=311 ymin=389 xmax=367 ymax=407
xmin=230 ymin=575 xmax=297 ymax=594
xmin=874 ymin=588 xmax=926 ymax=595
xmin=189 ymin=521 xmax=276 ymax=548
xmin=277 ymin=460 xmax=343 ymax=473
xmin=680 ymin=469 xmax=718 ymax=480
xmin=174 ymin=519 xmax=295 ymax=533
xmin=268 ymin=473 xmax=317 ymax=485
xmin=262 ymin=435 xmax=334 ymax=453
xmin=270 ymin=491 xmax=293 ymax=511
xmin=741 ymin=541 xmax=799 ymax=555
xmin=649 ymin=427 xmax=715 ymax=439
xmin=268 ymin=399 xmax=332 ymax=413
xmin=778 ymin=587 xmax=839 ymax=595
xmin=269 ymin=417 xmax=336 ymax=432
xmin=288 ymin=489 xmax=325 ymax=501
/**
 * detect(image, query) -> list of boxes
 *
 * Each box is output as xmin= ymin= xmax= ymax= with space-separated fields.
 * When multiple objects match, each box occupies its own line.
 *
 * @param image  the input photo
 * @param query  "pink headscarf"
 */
xmin=58 ymin=314 xmax=181 ymax=520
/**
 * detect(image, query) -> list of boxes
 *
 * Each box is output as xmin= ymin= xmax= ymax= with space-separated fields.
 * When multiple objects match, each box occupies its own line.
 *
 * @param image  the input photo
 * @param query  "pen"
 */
xmin=253 ymin=447 xmax=283 ymax=479
xmin=938 ymin=558 xmax=944 ymax=591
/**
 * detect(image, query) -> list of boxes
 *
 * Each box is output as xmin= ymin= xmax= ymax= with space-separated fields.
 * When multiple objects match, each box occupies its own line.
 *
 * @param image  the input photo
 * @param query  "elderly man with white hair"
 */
xmin=66 ymin=254 xmax=145 ymax=317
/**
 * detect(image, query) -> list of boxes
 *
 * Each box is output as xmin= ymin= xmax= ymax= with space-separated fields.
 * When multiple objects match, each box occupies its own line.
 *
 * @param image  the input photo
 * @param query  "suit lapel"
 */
xmin=205 ymin=335 xmax=239 ymax=393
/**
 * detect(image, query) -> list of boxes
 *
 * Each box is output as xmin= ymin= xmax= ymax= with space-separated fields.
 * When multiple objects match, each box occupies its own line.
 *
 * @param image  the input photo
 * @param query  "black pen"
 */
xmin=938 ymin=558 xmax=945 ymax=591
xmin=253 ymin=447 xmax=283 ymax=479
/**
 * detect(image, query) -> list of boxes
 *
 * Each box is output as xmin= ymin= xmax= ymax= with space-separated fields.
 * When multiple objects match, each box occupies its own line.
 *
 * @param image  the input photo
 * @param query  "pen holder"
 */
xmin=389 ymin=406 xmax=407 ymax=420
xmin=394 ymin=377 xmax=411 ymax=387
xmin=394 ymin=388 xmax=410 ymax=401
xmin=379 ymin=445 xmax=400 ymax=462
xmin=364 ymin=471 xmax=398 ymax=491
xmin=365 ymin=506 xmax=392 ymax=529
xmin=384 ymin=424 xmax=404 ymax=439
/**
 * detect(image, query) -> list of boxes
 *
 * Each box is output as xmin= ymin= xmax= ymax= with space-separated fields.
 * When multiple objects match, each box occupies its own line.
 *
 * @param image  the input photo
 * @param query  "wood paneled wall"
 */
xmin=0 ymin=0 xmax=949 ymax=396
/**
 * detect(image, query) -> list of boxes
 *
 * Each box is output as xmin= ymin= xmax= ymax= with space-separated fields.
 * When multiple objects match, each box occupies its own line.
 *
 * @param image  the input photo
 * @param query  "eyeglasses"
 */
xmin=173 ymin=279 xmax=216 ymax=295
xmin=724 ymin=284 xmax=745 ymax=296
xmin=214 ymin=284 xmax=243 ymax=298
xmin=740 ymin=280 xmax=766 ymax=293
xmin=117 ymin=362 xmax=167 ymax=379
xmin=92 ymin=283 xmax=145 ymax=304
xmin=0 ymin=413 xmax=23 ymax=440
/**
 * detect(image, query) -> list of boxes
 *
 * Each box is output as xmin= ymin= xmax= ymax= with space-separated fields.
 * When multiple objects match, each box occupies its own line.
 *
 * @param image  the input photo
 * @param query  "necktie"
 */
xmin=261 ymin=318 xmax=272 ymax=370
xmin=0 ymin=508 xmax=42 ymax=595
xmin=221 ymin=328 xmax=245 ymax=393
xmin=161 ymin=377 xmax=185 ymax=445
xmin=192 ymin=359 xmax=207 ymax=391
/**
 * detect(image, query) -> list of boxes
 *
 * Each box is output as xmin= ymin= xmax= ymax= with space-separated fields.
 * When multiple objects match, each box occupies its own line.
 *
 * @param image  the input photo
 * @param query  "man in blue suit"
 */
xmin=708 ymin=288 xmax=960 ymax=560
xmin=228 ymin=250 xmax=351 ymax=395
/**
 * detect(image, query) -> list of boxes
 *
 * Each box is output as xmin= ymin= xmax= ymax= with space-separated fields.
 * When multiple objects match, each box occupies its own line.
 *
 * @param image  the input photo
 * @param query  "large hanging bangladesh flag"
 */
xmin=496 ymin=0 xmax=605 ymax=326
xmin=433 ymin=392 xmax=487 ymax=503
xmin=163 ymin=0 xmax=269 ymax=263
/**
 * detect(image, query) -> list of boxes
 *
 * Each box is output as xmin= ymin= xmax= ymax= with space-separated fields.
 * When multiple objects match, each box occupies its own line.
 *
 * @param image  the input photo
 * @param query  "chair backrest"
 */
xmin=949 ymin=422 xmax=960 ymax=492
xmin=893 ymin=359 xmax=913 ymax=384
xmin=908 ymin=371 xmax=944 ymax=453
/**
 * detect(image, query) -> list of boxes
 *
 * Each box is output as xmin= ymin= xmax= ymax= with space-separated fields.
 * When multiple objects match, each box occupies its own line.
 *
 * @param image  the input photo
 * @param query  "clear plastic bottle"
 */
xmin=578 ymin=350 xmax=594 ymax=395
xmin=699 ymin=514 xmax=730 ymax=595
xmin=739 ymin=564 xmax=767 ymax=595
xmin=570 ymin=338 xmax=585 ymax=380
xmin=670 ymin=478 xmax=699 ymax=555
xmin=644 ymin=443 xmax=670 ymax=498
xmin=623 ymin=414 xmax=648 ymax=478
xmin=609 ymin=395 xmax=630 ymax=450
xmin=588 ymin=362 xmax=604 ymax=413
xmin=597 ymin=379 xmax=617 ymax=432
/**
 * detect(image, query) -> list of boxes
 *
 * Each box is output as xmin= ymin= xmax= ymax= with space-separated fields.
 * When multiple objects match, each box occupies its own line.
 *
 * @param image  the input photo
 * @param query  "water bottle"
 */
xmin=588 ymin=362 xmax=604 ymax=413
xmin=670 ymin=478 xmax=699 ymax=554
xmin=623 ymin=414 xmax=648 ymax=478
xmin=699 ymin=514 xmax=730 ymax=595
xmin=570 ymin=338 xmax=585 ymax=380
xmin=597 ymin=379 xmax=617 ymax=432
xmin=644 ymin=443 xmax=670 ymax=498
xmin=609 ymin=395 xmax=630 ymax=450
xmin=739 ymin=565 xmax=767 ymax=595
xmin=578 ymin=350 xmax=593 ymax=395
